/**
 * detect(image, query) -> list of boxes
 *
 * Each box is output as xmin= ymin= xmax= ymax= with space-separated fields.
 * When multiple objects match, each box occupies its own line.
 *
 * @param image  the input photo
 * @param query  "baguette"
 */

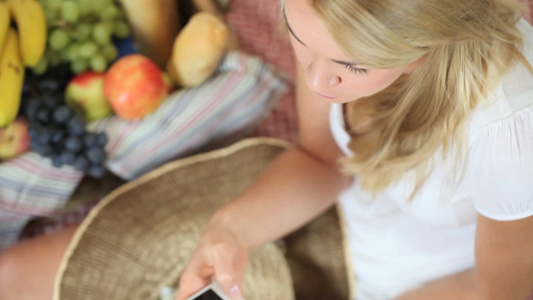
xmin=117 ymin=0 xmax=181 ymax=68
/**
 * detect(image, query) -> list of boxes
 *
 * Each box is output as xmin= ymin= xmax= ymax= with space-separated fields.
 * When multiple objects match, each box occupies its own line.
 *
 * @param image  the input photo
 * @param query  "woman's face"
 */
xmin=284 ymin=0 xmax=417 ymax=103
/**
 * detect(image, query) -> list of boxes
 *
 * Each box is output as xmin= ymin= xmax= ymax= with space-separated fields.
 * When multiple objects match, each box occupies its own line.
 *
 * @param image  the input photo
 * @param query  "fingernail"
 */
xmin=228 ymin=285 xmax=242 ymax=298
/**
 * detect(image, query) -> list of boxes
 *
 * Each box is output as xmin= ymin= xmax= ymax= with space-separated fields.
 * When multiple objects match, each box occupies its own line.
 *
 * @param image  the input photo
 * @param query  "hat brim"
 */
xmin=53 ymin=138 xmax=295 ymax=300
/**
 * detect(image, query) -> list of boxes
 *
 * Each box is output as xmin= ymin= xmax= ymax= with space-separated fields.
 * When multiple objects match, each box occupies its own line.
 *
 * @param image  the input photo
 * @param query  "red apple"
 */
xmin=65 ymin=71 xmax=113 ymax=122
xmin=0 ymin=117 xmax=31 ymax=160
xmin=104 ymin=54 xmax=168 ymax=120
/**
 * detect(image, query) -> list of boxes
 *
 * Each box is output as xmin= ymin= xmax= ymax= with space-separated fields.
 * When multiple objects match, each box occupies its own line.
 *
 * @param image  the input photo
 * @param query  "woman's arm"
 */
xmin=475 ymin=214 xmax=533 ymax=299
xmin=177 ymin=57 xmax=352 ymax=299
xmin=211 ymin=145 xmax=350 ymax=249
xmin=211 ymin=60 xmax=351 ymax=249
xmin=396 ymin=214 xmax=533 ymax=300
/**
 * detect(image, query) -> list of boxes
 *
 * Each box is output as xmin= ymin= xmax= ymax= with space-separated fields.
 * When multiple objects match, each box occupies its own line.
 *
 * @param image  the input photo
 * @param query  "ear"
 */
xmin=403 ymin=55 xmax=425 ymax=75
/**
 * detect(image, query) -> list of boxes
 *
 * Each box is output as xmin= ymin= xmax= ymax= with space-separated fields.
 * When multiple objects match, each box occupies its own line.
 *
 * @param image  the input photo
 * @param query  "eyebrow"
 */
xmin=282 ymin=8 xmax=360 ymax=66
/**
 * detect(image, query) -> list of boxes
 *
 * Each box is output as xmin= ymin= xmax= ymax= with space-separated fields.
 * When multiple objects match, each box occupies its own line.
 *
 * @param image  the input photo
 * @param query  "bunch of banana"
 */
xmin=5 ymin=0 xmax=47 ymax=67
xmin=0 ymin=0 xmax=47 ymax=127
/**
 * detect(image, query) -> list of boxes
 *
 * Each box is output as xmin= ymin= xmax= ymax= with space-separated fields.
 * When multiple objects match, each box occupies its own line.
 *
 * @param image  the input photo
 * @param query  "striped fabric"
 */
xmin=0 ymin=153 xmax=83 ymax=250
xmin=0 ymin=51 xmax=286 ymax=250
xmin=90 ymin=51 xmax=287 ymax=180
xmin=0 ymin=212 xmax=32 ymax=251
xmin=0 ymin=153 xmax=83 ymax=216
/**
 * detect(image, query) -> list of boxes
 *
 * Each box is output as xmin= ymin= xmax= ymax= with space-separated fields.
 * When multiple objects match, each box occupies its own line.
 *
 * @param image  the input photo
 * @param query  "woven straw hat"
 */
xmin=53 ymin=138 xmax=353 ymax=300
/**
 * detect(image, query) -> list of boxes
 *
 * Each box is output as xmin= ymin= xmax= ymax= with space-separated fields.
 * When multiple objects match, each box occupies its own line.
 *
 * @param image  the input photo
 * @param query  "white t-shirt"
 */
xmin=330 ymin=19 xmax=533 ymax=300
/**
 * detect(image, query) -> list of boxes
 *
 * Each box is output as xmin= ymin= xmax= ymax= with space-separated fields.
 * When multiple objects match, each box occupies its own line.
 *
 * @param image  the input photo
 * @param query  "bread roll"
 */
xmin=167 ymin=12 xmax=229 ymax=87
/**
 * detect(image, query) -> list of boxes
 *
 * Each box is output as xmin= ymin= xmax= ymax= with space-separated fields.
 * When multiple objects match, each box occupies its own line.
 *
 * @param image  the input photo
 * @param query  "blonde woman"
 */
xmin=177 ymin=0 xmax=533 ymax=299
xmin=0 ymin=0 xmax=532 ymax=299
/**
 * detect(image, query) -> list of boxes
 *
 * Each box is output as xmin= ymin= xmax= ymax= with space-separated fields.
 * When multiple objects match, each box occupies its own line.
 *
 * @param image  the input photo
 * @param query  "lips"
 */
xmin=316 ymin=92 xmax=337 ymax=99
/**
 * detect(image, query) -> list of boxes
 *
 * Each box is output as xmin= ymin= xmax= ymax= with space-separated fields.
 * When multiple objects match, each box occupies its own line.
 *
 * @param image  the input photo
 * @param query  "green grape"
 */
xmin=66 ymin=43 xmax=81 ymax=61
xmin=91 ymin=0 xmax=107 ymax=13
xmin=61 ymin=1 xmax=80 ymax=23
xmin=113 ymin=21 xmax=130 ymax=39
xmin=49 ymin=28 xmax=71 ymax=51
xmin=71 ymin=59 xmax=89 ymax=74
xmin=73 ymin=23 xmax=92 ymax=42
xmin=78 ymin=41 xmax=98 ymax=58
xmin=92 ymin=23 xmax=111 ymax=45
xmin=102 ymin=21 xmax=114 ymax=34
xmin=90 ymin=54 xmax=108 ymax=72
xmin=77 ymin=0 xmax=93 ymax=16
xmin=100 ymin=5 xmax=119 ymax=21
xmin=33 ymin=57 xmax=49 ymax=75
xmin=46 ymin=0 xmax=62 ymax=12
xmin=102 ymin=43 xmax=118 ymax=62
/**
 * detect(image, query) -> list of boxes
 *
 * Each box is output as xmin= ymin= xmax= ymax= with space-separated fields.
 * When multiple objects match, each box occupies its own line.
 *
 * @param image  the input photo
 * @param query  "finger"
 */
xmin=176 ymin=252 xmax=214 ymax=300
xmin=233 ymin=247 xmax=248 ymax=291
xmin=211 ymin=243 xmax=243 ymax=299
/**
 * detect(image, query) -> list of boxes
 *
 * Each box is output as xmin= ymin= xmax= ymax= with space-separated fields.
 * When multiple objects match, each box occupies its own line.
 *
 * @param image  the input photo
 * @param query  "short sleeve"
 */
xmin=466 ymin=106 xmax=533 ymax=221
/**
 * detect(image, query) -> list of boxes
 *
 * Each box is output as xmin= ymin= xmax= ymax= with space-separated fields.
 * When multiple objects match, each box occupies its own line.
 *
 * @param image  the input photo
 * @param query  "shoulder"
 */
xmin=462 ymin=20 xmax=533 ymax=221
xmin=465 ymin=103 xmax=533 ymax=221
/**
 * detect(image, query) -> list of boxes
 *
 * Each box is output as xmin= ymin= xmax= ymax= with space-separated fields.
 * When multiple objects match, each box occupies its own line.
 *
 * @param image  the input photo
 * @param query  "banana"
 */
xmin=7 ymin=0 xmax=47 ymax=67
xmin=0 ymin=28 xmax=25 ymax=128
xmin=0 ymin=2 xmax=10 ymax=57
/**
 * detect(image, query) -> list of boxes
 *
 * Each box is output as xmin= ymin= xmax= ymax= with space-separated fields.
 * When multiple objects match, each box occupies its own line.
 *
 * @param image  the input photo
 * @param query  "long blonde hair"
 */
xmin=312 ymin=0 xmax=531 ymax=196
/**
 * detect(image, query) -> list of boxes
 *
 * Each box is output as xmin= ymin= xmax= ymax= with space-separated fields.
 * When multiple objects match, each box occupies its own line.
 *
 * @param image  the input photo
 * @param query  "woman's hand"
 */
xmin=176 ymin=224 xmax=249 ymax=300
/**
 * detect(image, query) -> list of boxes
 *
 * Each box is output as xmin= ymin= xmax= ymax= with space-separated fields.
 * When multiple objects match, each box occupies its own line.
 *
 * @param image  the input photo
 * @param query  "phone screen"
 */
xmin=191 ymin=289 xmax=224 ymax=300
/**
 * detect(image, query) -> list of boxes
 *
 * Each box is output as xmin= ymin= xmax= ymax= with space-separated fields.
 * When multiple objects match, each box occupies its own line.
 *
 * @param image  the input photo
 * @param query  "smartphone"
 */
xmin=186 ymin=281 xmax=237 ymax=300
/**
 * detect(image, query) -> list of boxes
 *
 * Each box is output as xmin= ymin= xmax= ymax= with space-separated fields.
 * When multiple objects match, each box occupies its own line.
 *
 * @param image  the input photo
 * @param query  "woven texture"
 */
xmin=284 ymin=206 xmax=351 ymax=300
xmin=54 ymin=138 xmax=299 ymax=300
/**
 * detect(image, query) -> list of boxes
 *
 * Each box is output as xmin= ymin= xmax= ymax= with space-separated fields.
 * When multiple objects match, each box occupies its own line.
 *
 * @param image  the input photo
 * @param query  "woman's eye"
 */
xmin=345 ymin=64 xmax=368 ymax=75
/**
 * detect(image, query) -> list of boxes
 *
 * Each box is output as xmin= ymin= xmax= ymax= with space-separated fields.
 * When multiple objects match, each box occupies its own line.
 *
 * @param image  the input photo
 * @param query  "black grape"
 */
xmin=24 ymin=66 xmax=108 ymax=178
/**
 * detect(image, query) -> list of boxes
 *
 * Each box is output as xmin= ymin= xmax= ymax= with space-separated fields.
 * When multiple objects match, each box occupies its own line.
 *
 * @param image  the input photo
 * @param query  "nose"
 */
xmin=304 ymin=60 xmax=341 ymax=91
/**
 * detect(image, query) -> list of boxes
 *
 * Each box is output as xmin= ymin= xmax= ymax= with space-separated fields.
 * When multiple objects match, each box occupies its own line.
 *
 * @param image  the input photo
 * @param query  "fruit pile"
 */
xmin=38 ymin=0 xmax=130 ymax=74
xmin=0 ymin=0 xmax=112 ymax=178
xmin=23 ymin=66 xmax=109 ymax=178
xmin=1 ymin=1 xmax=226 ymax=181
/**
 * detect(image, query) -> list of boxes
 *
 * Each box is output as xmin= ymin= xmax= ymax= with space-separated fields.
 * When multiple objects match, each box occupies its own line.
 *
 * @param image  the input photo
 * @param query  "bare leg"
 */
xmin=0 ymin=225 xmax=78 ymax=300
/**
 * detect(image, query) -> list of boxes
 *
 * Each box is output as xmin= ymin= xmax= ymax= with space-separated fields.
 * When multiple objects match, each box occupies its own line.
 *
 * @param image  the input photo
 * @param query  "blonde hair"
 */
xmin=312 ymin=0 xmax=532 ymax=196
